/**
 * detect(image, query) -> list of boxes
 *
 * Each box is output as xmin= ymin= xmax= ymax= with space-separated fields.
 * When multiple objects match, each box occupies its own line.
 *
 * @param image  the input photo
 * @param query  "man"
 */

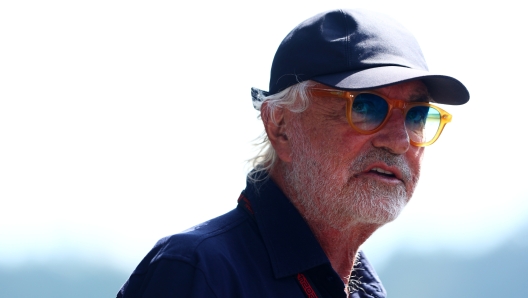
xmin=118 ymin=9 xmax=469 ymax=298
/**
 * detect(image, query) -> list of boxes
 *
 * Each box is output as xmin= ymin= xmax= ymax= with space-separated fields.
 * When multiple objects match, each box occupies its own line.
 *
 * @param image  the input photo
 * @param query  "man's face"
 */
xmin=282 ymin=80 xmax=426 ymax=229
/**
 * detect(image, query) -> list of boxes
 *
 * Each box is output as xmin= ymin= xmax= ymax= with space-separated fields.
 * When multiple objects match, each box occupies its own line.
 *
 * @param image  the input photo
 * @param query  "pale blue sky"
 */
xmin=1 ymin=0 xmax=526 ymax=272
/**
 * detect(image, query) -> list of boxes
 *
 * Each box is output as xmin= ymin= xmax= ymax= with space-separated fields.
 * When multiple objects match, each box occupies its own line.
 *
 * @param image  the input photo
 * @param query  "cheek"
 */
xmin=333 ymin=123 xmax=377 ymax=150
xmin=407 ymin=148 xmax=424 ymax=182
xmin=325 ymin=133 xmax=377 ymax=182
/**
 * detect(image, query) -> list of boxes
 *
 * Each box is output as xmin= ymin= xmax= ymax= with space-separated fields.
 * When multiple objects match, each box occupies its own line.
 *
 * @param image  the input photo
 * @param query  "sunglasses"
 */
xmin=310 ymin=88 xmax=452 ymax=147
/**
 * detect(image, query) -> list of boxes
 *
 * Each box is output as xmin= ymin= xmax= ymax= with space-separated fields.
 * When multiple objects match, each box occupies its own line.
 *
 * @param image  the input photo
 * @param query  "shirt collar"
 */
xmin=242 ymin=173 xmax=330 ymax=279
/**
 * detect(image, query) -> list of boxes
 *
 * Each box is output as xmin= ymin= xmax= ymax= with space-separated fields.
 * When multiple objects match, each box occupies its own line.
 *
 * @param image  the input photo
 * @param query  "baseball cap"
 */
xmin=252 ymin=9 xmax=469 ymax=109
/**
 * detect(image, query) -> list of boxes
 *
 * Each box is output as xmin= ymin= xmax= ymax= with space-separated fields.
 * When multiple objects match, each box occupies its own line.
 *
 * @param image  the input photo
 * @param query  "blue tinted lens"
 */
xmin=406 ymin=106 xmax=441 ymax=143
xmin=351 ymin=94 xmax=388 ymax=131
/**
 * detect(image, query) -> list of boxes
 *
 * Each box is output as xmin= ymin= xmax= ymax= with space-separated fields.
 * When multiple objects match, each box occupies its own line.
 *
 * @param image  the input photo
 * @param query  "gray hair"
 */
xmin=249 ymin=80 xmax=316 ymax=178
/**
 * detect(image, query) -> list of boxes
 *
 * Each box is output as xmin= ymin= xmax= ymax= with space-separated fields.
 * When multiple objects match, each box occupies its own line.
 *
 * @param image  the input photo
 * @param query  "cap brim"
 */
xmin=313 ymin=66 xmax=469 ymax=105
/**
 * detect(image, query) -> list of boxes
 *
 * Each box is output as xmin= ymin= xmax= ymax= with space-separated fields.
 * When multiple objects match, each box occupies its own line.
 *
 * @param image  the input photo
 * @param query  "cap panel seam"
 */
xmin=339 ymin=9 xmax=351 ymax=69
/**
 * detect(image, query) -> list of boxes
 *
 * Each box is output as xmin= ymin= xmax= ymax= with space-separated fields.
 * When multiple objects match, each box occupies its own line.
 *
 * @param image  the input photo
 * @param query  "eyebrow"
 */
xmin=409 ymin=93 xmax=434 ymax=103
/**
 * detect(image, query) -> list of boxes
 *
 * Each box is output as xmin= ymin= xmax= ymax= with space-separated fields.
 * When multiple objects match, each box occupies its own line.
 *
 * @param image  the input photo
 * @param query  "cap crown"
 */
xmin=269 ymin=9 xmax=428 ymax=94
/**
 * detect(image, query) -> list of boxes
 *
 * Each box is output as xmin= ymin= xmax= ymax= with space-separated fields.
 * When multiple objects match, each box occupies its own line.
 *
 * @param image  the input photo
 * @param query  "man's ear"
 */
xmin=261 ymin=103 xmax=293 ymax=163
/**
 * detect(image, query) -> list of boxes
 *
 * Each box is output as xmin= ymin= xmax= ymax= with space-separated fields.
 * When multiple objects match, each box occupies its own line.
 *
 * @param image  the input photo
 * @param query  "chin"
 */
xmin=347 ymin=191 xmax=409 ymax=226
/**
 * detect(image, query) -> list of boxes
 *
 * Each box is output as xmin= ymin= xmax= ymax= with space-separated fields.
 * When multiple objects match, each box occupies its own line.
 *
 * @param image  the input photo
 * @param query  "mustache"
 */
xmin=350 ymin=149 xmax=413 ymax=182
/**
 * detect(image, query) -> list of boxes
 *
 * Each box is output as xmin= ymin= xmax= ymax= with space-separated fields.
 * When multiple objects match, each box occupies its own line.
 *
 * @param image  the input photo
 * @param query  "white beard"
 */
xmin=283 ymin=118 xmax=418 ymax=230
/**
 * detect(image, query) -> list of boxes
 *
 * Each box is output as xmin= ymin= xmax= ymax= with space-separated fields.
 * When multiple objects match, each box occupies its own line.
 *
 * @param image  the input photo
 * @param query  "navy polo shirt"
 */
xmin=117 ymin=174 xmax=386 ymax=298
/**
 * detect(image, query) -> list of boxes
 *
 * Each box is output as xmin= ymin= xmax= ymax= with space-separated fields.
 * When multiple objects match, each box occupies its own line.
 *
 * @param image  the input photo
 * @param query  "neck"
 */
xmin=307 ymin=219 xmax=379 ymax=286
xmin=270 ymin=166 xmax=381 ymax=287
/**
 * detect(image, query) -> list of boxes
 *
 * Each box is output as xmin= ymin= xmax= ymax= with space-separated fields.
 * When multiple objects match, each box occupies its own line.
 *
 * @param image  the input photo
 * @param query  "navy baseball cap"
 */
xmin=252 ymin=9 xmax=469 ymax=109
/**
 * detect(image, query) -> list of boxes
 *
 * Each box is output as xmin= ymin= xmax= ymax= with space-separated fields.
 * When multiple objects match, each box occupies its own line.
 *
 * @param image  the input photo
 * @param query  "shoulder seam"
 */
xmin=154 ymin=208 xmax=252 ymax=263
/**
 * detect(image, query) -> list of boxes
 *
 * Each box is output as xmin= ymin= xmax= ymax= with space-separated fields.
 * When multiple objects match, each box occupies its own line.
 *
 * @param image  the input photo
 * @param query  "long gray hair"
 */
xmin=249 ymin=80 xmax=316 ymax=178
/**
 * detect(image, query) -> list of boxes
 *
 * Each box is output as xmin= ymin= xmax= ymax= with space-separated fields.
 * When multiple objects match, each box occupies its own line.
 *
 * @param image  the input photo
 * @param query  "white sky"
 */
xmin=1 ymin=0 xmax=527 ymax=272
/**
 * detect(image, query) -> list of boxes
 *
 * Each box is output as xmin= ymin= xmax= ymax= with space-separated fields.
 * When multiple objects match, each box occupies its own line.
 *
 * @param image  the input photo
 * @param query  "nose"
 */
xmin=371 ymin=109 xmax=410 ymax=154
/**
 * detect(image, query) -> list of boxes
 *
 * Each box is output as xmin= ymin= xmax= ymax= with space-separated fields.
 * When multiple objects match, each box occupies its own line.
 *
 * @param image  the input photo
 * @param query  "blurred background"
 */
xmin=1 ymin=1 xmax=527 ymax=297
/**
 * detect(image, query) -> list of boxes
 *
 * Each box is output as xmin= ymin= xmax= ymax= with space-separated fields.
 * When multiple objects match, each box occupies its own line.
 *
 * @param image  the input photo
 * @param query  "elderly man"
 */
xmin=117 ymin=9 xmax=469 ymax=298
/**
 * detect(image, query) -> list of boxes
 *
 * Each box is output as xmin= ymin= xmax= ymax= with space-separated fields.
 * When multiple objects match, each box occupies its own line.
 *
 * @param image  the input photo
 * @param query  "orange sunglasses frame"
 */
xmin=310 ymin=88 xmax=453 ymax=147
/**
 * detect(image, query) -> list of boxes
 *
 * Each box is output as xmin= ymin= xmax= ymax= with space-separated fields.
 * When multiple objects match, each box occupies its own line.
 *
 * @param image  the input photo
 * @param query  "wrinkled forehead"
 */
xmin=369 ymin=80 xmax=432 ymax=103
